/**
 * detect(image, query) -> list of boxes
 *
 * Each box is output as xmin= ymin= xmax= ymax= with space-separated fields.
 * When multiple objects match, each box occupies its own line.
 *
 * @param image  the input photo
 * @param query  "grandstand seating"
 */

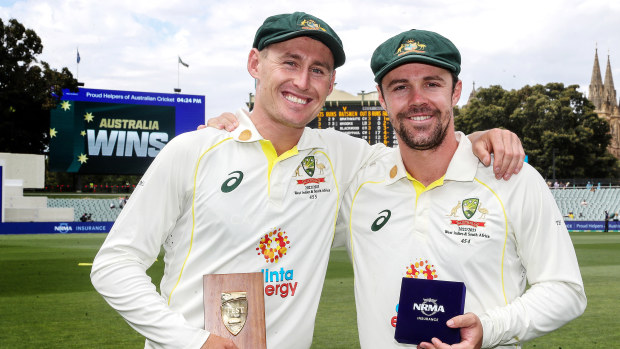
xmin=552 ymin=188 xmax=620 ymax=220
xmin=47 ymin=198 xmax=123 ymax=222
xmin=47 ymin=188 xmax=620 ymax=223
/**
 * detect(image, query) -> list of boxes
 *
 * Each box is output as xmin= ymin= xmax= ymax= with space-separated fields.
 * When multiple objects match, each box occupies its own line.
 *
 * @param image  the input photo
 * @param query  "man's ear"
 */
xmin=452 ymin=79 xmax=462 ymax=107
xmin=247 ymin=48 xmax=261 ymax=79
xmin=327 ymin=70 xmax=336 ymax=96
xmin=377 ymin=84 xmax=387 ymax=111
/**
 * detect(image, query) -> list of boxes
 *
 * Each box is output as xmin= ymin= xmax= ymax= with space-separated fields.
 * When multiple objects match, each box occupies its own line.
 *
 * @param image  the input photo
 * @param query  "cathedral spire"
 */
xmin=603 ymin=54 xmax=618 ymax=113
xmin=586 ymin=45 xmax=620 ymax=161
xmin=467 ymin=81 xmax=477 ymax=104
xmin=589 ymin=47 xmax=604 ymax=110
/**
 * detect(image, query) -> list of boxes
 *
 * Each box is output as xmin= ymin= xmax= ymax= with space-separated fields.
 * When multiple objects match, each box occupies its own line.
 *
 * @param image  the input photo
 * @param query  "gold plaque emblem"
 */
xmin=239 ymin=129 xmax=252 ymax=141
xmin=389 ymin=165 xmax=398 ymax=179
xmin=221 ymin=292 xmax=248 ymax=336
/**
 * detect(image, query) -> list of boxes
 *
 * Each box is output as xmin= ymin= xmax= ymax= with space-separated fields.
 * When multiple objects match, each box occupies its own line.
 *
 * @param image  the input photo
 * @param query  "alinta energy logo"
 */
xmin=392 ymin=258 xmax=439 ymax=327
xmin=256 ymin=228 xmax=298 ymax=299
xmin=256 ymin=227 xmax=291 ymax=263
xmin=405 ymin=258 xmax=438 ymax=280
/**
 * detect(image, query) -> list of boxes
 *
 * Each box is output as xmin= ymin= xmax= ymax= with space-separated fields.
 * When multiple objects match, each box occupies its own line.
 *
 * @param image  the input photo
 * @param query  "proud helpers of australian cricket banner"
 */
xmin=91 ymin=11 xmax=582 ymax=349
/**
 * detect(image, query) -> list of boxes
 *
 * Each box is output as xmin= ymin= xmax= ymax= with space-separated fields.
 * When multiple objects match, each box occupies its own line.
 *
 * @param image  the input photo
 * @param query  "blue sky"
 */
xmin=2 ymin=0 xmax=619 ymax=120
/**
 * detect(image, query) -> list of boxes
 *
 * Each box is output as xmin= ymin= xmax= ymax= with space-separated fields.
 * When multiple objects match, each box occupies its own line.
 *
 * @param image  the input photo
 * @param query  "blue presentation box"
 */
xmin=395 ymin=278 xmax=466 ymax=345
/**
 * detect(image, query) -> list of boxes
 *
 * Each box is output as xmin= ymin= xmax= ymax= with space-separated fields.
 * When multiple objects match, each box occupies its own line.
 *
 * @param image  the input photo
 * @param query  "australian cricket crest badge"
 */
xmin=461 ymin=198 xmax=479 ymax=219
xmin=301 ymin=156 xmax=315 ymax=177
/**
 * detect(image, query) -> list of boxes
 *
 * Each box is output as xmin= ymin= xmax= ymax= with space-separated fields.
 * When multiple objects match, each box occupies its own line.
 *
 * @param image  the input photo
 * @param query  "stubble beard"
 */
xmin=394 ymin=106 xmax=451 ymax=151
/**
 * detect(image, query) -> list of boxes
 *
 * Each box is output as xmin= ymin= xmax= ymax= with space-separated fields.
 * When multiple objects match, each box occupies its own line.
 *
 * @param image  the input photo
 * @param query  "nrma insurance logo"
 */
xmin=54 ymin=223 xmax=72 ymax=234
xmin=413 ymin=298 xmax=445 ymax=317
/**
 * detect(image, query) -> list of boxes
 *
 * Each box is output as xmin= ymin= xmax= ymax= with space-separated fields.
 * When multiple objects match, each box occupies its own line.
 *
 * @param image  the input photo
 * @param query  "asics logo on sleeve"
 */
xmin=221 ymin=171 xmax=244 ymax=193
xmin=371 ymin=209 xmax=392 ymax=231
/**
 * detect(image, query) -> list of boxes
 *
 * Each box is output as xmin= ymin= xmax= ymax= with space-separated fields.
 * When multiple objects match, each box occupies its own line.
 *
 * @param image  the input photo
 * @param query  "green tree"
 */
xmin=0 ymin=18 xmax=78 ymax=154
xmin=456 ymin=83 xmax=619 ymax=178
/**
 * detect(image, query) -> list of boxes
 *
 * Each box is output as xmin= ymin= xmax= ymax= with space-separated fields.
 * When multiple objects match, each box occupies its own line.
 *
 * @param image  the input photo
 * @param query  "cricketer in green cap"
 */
xmin=371 ymin=29 xmax=461 ymax=84
xmin=370 ymin=29 xmax=464 ymax=153
xmin=253 ymin=12 xmax=346 ymax=68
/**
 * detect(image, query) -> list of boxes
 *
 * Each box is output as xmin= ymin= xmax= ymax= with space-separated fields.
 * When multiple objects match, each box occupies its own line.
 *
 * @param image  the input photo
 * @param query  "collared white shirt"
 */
xmin=91 ymin=109 xmax=388 ymax=349
xmin=340 ymin=133 xmax=586 ymax=348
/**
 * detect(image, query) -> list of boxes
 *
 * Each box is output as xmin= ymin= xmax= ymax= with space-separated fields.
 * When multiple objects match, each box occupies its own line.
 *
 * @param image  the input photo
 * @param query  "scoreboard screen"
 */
xmin=49 ymin=88 xmax=205 ymax=174
xmin=307 ymin=105 xmax=398 ymax=147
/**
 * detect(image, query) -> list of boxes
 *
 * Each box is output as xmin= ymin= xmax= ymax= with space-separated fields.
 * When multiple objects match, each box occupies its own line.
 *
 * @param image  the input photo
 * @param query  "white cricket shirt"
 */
xmin=341 ymin=133 xmax=586 ymax=349
xmin=91 ymin=109 xmax=386 ymax=349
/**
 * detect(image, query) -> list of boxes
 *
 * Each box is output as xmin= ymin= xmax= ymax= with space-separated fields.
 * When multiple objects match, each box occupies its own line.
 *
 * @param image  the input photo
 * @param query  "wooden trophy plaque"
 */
xmin=203 ymin=272 xmax=266 ymax=348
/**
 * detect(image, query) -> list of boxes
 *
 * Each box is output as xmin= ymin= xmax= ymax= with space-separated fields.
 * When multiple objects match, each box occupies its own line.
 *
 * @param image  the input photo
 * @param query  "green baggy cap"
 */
xmin=371 ymin=29 xmax=461 ymax=84
xmin=253 ymin=12 xmax=346 ymax=68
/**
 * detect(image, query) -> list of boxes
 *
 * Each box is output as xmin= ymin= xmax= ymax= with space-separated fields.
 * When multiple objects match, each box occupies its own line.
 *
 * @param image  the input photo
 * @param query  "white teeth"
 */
xmin=285 ymin=94 xmax=308 ymax=105
xmin=409 ymin=115 xmax=431 ymax=121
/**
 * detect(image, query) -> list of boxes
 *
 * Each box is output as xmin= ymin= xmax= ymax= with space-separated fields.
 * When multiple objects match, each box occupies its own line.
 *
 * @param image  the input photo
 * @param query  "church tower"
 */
xmin=467 ymin=81 xmax=478 ymax=104
xmin=589 ymin=48 xmax=604 ymax=110
xmin=588 ymin=48 xmax=620 ymax=159
xmin=602 ymin=55 xmax=620 ymax=116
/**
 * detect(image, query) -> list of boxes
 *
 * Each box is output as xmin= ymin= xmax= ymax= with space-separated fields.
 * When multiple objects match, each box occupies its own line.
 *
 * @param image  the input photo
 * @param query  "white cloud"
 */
xmin=2 ymin=0 xmax=619 ymax=116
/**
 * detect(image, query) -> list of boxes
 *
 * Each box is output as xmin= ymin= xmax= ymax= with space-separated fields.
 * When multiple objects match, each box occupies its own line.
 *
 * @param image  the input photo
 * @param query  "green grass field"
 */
xmin=0 ymin=232 xmax=618 ymax=348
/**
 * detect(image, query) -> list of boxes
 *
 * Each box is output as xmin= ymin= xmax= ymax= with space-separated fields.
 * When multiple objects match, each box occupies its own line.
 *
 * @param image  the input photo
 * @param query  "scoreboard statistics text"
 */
xmin=307 ymin=105 xmax=398 ymax=147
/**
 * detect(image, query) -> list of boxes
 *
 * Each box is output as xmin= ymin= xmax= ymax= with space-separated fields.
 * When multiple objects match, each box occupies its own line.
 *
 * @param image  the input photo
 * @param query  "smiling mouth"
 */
xmin=284 ymin=93 xmax=310 ymax=105
xmin=404 ymin=115 xmax=432 ymax=121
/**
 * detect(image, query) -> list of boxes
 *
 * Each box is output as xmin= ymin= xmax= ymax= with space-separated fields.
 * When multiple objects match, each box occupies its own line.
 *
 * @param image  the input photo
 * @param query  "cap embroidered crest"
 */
xmin=252 ymin=12 xmax=346 ymax=68
xmin=397 ymin=40 xmax=426 ymax=56
xmin=300 ymin=19 xmax=326 ymax=32
xmin=371 ymin=29 xmax=461 ymax=83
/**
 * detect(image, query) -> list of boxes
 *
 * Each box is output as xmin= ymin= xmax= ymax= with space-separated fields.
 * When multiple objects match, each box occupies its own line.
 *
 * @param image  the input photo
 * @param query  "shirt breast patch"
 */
xmin=291 ymin=154 xmax=333 ymax=200
xmin=443 ymin=197 xmax=492 ymax=241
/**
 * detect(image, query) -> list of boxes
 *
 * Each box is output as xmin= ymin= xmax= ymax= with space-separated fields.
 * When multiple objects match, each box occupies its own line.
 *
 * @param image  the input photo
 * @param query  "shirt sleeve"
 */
xmin=479 ymin=165 xmax=587 ymax=348
xmin=90 ymin=133 xmax=211 ymax=349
